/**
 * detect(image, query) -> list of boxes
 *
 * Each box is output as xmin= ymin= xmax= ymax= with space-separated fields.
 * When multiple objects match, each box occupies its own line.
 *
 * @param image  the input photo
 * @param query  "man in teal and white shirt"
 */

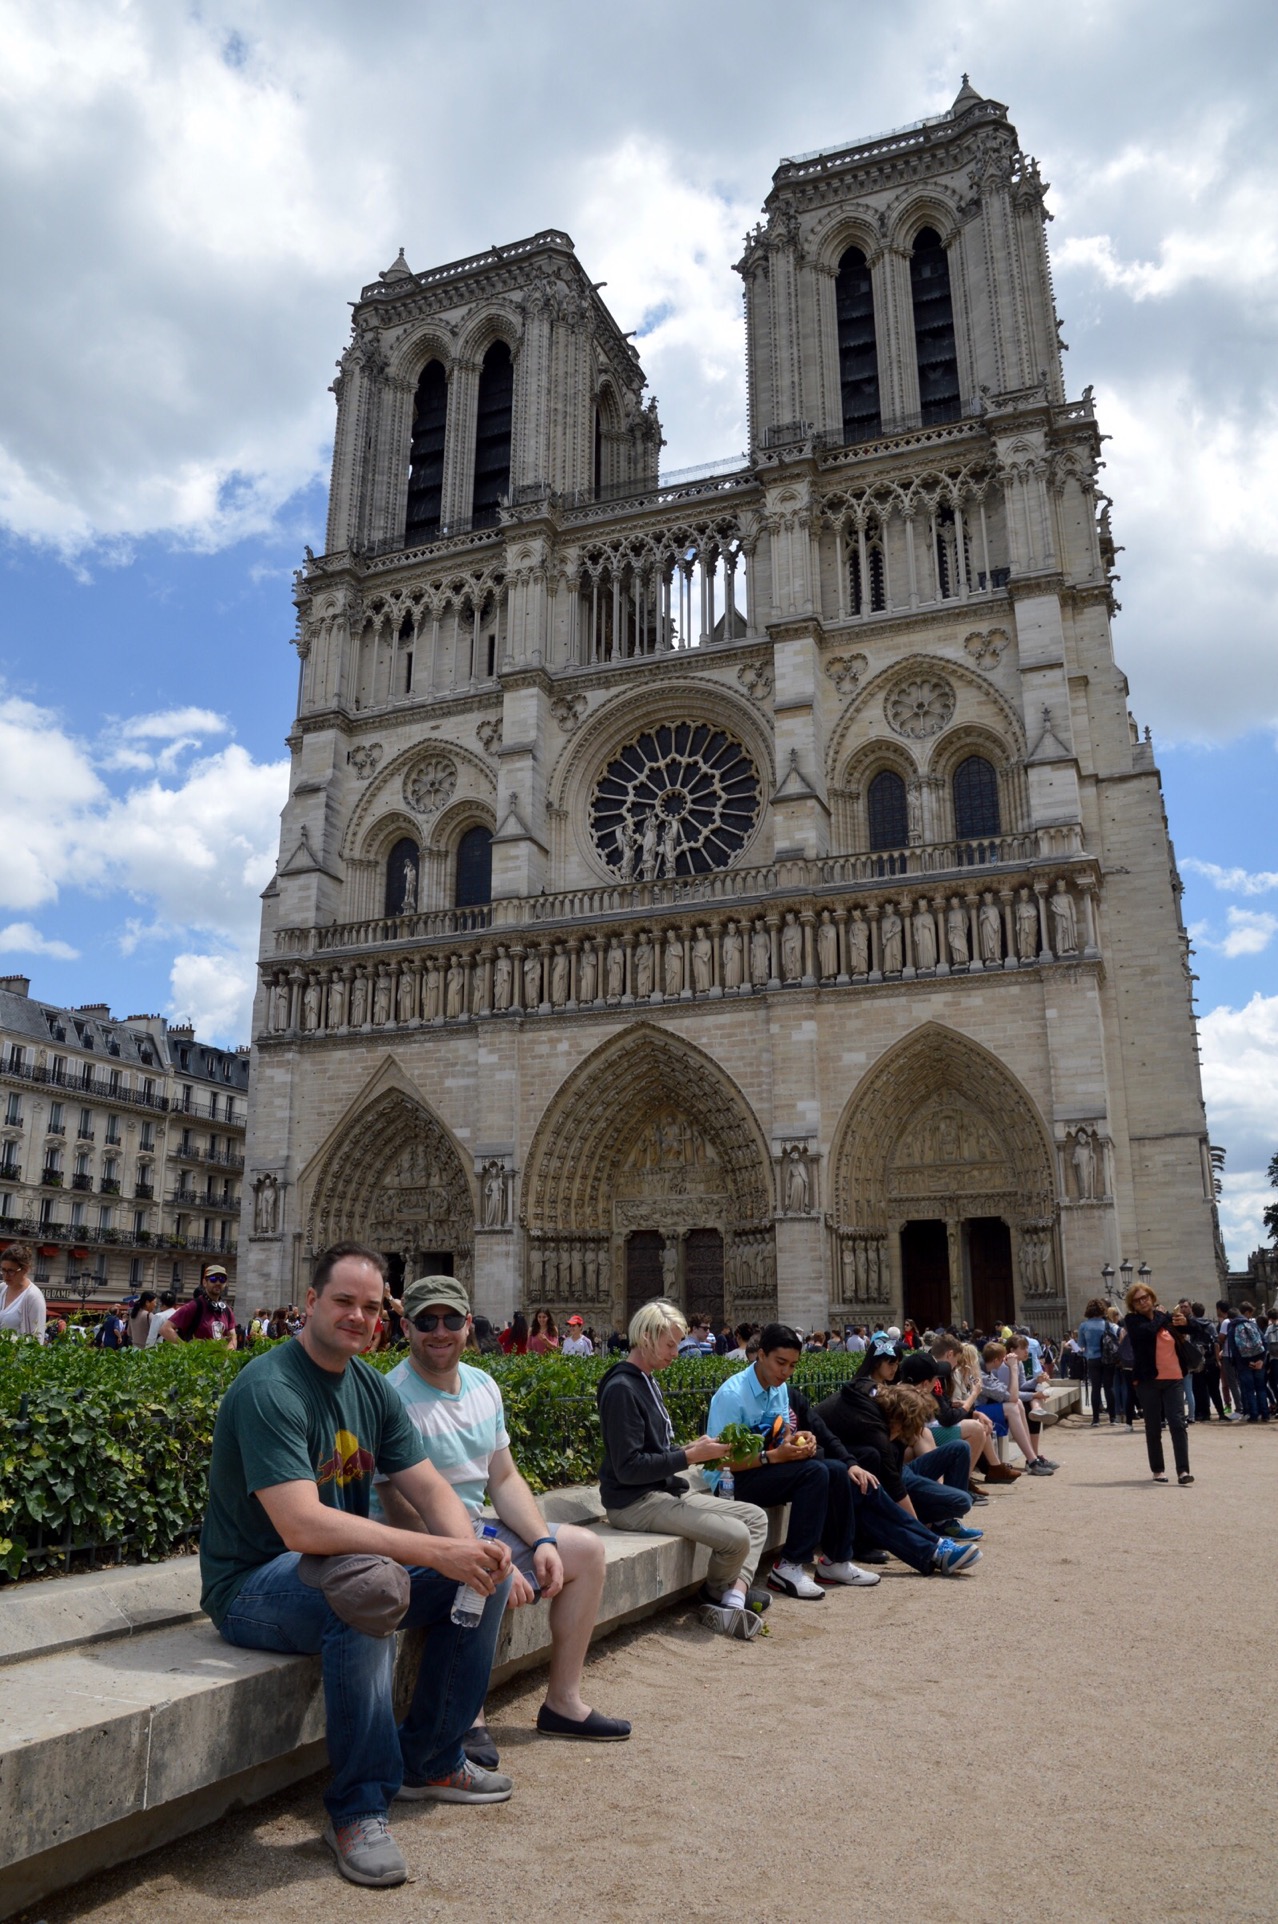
xmin=374 ymin=1275 xmax=630 ymax=1760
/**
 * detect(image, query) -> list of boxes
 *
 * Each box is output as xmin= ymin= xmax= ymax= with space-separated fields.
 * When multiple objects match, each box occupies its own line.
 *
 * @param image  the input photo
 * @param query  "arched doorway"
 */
xmin=522 ymin=1025 xmax=774 ymax=1329
xmin=901 ymin=1219 xmax=950 ymax=1328
xmin=303 ymin=1089 xmax=475 ymax=1288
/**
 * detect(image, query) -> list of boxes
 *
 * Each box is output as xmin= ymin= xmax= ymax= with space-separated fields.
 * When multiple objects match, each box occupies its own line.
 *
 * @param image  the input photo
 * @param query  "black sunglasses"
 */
xmin=412 ymin=1310 xmax=467 ymax=1333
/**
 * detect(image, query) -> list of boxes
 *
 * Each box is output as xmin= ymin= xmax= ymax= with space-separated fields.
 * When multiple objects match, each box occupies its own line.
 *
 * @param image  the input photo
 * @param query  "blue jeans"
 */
xmin=218 ymin=1552 xmax=512 ymax=1823
xmin=1235 ymin=1363 xmax=1268 ymax=1421
xmin=902 ymin=1441 xmax=973 ymax=1527
xmin=853 ymin=1480 xmax=943 ymax=1573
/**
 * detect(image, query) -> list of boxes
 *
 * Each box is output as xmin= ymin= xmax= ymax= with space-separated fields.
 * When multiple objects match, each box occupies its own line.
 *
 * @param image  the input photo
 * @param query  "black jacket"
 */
xmin=596 ymin=1361 xmax=690 ymax=1510
xmin=814 ymin=1381 xmax=907 ymax=1501
xmin=1123 ymin=1309 xmax=1189 ymax=1382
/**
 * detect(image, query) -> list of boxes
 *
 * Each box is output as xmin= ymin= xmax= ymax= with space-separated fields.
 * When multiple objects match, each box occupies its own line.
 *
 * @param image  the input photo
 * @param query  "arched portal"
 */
xmin=521 ymin=1025 xmax=775 ymax=1330
xmin=830 ymin=1024 xmax=1062 ymax=1334
xmin=304 ymin=1089 xmax=474 ymax=1291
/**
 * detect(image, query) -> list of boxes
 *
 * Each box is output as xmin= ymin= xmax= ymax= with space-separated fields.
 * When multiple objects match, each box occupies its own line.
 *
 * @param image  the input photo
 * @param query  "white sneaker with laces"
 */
xmin=768 ymin=1558 xmax=826 ymax=1600
xmin=816 ymin=1556 xmax=881 ymax=1587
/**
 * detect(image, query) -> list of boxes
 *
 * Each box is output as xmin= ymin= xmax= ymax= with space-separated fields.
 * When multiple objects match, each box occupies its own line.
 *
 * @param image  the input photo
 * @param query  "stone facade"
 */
xmin=0 ymin=979 xmax=248 ymax=1304
xmin=243 ymin=82 xmax=1221 ymax=1338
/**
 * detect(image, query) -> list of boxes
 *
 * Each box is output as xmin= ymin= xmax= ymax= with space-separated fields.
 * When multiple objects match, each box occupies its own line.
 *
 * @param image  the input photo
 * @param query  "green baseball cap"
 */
xmin=401 ymin=1273 xmax=471 ymax=1321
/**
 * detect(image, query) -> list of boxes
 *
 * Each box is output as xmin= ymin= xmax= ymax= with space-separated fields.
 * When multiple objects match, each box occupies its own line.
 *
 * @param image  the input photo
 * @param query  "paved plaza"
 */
xmin=17 ymin=1415 xmax=1277 ymax=1924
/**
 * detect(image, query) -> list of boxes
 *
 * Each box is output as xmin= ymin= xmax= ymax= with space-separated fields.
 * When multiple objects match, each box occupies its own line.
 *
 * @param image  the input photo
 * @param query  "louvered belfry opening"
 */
xmin=405 ymin=359 xmax=447 ymax=544
xmin=472 ymin=341 xmax=514 ymax=527
xmin=910 ymin=227 xmax=960 ymax=424
xmin=835 ymin=246 xmax=881 ymax=442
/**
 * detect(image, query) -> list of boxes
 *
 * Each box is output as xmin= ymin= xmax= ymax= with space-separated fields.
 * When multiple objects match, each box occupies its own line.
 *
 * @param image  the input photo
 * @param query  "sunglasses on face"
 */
xmin=412 ymin=1310 xmax=467 ymax=1333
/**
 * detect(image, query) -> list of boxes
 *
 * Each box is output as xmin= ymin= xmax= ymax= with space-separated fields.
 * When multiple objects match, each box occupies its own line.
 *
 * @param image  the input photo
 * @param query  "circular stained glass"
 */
xmin=590 ymin=723 xmax=760 ymax=879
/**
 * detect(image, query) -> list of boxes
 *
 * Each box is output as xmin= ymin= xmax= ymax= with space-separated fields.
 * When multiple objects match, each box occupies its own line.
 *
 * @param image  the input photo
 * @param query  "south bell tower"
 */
xmin=245 ymin=83 xmax=1220 ymax=1339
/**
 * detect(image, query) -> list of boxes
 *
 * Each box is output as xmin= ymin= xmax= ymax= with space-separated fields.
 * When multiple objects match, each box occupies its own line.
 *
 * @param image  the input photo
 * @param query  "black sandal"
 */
xmin=1178 ymin=1472 xmax=1194 ymax=1485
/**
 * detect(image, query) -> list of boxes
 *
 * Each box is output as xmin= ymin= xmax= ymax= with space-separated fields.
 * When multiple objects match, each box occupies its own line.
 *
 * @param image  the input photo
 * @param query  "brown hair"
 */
xmin=0 ymin=1242 xmax=34 ymax=1275
xmin=982 ymin=1340 xmax=1007 ymax=1364
xmin=875 ymin=1383 xmax=937 ymax=1441
xmin=532 ymin=1308 xmax=558 ymax=1338
xmin=1084 ymin=1297 xmax=1108 ymax=1319
xmin=311 ymin=1243 xmax=387 ymax=1293
xmin=1124 ymin=1280 xmax=1156 ymax=1311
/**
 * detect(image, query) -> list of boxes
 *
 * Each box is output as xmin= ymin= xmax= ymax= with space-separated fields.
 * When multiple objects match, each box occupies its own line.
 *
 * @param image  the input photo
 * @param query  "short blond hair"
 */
xmin=628 ymin=1298 xmax=688 ymax=1350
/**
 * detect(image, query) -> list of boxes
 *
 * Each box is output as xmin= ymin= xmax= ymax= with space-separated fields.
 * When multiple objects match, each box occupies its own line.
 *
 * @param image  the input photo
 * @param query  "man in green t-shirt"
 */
xmin=204 ymin=1242 xmax=517 ymax=1890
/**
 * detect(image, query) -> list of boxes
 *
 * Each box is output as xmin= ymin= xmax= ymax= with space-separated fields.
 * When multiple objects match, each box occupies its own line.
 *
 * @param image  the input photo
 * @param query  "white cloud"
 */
xmin=168 ymin=949 xmax=257 ymax=1043
xmin=1189 ymin=907 xmax=1278 ymax=958
xmin=119 ymin=708 xmax=229 ymax=741
xmin=0 ymin=921 xmax=79 ymax=961
xmin=1199 ymin=991 xmax=1278 ymax=1261
xmin=1182 ymin=859 xmax=1278 ymax=896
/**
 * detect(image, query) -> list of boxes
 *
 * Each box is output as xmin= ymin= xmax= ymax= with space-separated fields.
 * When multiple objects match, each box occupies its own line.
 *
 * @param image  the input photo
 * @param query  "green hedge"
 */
xmin=0 ymin=1341 xmax=862 ymax=1584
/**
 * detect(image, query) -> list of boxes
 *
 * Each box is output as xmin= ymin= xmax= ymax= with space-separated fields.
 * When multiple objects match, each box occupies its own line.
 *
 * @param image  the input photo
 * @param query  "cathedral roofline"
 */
xmin=768 ymin=82 xmax=1011 ymax=197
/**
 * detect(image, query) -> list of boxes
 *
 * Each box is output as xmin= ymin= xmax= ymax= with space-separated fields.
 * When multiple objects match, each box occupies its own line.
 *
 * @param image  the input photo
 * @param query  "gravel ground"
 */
xmin=18 ymin=1414 xmax=1278 ymax=1924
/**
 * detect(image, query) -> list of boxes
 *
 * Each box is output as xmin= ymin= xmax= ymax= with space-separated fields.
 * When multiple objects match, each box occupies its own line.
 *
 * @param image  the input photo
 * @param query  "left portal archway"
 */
xmin=306 ymin=1089 xmax=474 ymax=1290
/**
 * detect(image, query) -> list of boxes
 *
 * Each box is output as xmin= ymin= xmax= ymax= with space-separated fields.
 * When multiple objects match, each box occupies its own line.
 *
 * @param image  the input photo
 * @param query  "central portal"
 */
xmin=900 ymin=1218 xmax=951 ymax=1328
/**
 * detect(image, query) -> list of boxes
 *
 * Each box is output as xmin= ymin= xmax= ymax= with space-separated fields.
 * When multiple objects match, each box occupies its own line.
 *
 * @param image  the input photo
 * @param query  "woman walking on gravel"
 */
xmin=1123 ymin=1281 xmax=1195 ymax=1485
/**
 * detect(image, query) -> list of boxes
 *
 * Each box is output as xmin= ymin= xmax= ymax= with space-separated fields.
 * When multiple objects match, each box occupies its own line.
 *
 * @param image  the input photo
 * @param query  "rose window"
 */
xmin=590 ymin=724 xmax=760 ymax=879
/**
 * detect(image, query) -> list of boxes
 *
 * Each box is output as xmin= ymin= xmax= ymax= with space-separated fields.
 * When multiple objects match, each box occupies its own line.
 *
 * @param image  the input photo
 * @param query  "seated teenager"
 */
xmin=820 ymin=1339 xmax=974 ymax=1532
xmin=978 ymin=1342 xmax=1056 ymax=1474
xmin=598 ymin=1300 xmax=771 ymax=1641
xmin=202 ymin=1244 xmax=517 ymax=1890
xmin=900 ymin=1344 xmax=1013 ymax=1490
xmin=373 ymin=1276 xmax=630 ymax=1763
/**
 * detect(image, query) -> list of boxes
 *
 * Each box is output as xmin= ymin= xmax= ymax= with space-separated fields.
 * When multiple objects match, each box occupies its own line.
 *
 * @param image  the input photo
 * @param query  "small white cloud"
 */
xmin=119 ymin=707 xmax=229 ymax=741
xmin=168 ymin=949 xmax=257 ymax=1045
xmin=0 ymin=921 xmax=80 ymax=961
xmin=1220 ymin=909 xmax=1278 ymax=958
xmin=1200 ymin=991 xmax=1278 ymax=1261
xmin=1182 ymin=858 xmax=1278 ymax=896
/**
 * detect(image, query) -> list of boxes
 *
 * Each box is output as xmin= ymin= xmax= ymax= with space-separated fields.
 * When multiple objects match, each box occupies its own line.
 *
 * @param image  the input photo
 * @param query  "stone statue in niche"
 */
xmin=523 ymin=949 xmax=542 ymax=1008
xmin=817 ymin=910 xmax=837 ymax=980
xmin=273 ymin=979 xmax=290 ymax=1031
xmin=578 ymin=941 xmax=598 ymax=1003
xmin=659 ymin=815 xmax=681 ymax=879
xmin=781 ymin=912 xmax=803 ymax=982
xmin=722 ymin=920 xmax=743 ymax=989
xmin=423 ymin=962 xmax=442 ymax=1021
xmin=302 ymin=981 xmax=320 ymax=1031
xmin=615 ymin=816 xmax=637 ymax=882
xmin=848 ymin=911 xmax=869 ymax=975
xmin=979 ymin=893 xmax=1002 ymax=963
xmin=692 ymin=927 xmax=713 ymax=994
xmin=1071 ymin=1126 xmax=1097 ymax=1200
xmin=470 ymin=963 xmax=486 ymax=1018
xmin=660 ymin=1234 xmax=678 ymax=1293
xmin=253 ymin=1173 xmax=280 ymax=1236
xmin=750 ymin=920 xmax=770 ymax=986
xmin=482 ymin=1162 xmax=507 ymax=1228
xmin=634 ymin=934 xmax=654 ymax=999
xmin=606 ymin=938 xmax=625 ymax=999
xmin=639 ymin=812 xmax=660 ymax=882
xmin=783 ymin=1145 xmax=810 ymax=1212
xmin=327 ymin=976 xmax=346 ymax=1029
xmin=397 ymin=969 xmax=415 ymax=1024
xmin=372 ymin=969 xmax=392 ymax=1025
xmin=550 ymin=946 xmax=570 ymax=1008
xmin=881 ymin=905 xmax=903 ymax=974
xmin=400 ymin=859 xmax=417 ymax=913
xmin=349 ymin=973 xmax=368 ymax=1026
xmin=444 ymin=960 xmax=463 ymax=1019
xmin=1016 ymin=888 xmax=1039 ymax=962
xmin=947 ymin=898 xmax=969 ymax=966
xmin=663 ymin=930 xmax=683 ymax=997
xmin=912 ymin=903 xmax=937 ymax=971
xmin=494 ymin=948 xmax=513 ymax=1011
xmin=1050 ymin=879 xmax=1078 ymax=955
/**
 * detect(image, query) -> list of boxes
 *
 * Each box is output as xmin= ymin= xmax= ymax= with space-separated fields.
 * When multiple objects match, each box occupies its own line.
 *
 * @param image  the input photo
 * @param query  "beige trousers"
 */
xmin=604 ymin=1487 xmax=770 ymax=1594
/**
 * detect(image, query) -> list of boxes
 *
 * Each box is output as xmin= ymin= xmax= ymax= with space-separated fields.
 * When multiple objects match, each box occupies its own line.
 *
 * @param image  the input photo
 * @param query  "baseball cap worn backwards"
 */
xmin=401 ymin=1274 xmax=471 ymax=1320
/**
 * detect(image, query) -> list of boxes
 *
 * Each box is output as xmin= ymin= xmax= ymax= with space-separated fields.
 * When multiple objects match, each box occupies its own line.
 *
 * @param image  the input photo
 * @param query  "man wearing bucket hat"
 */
xmin=202 ymin=1243 xmax=517 ymax=1890
xmin=375 ymin=1274 xmax=631 ymax=1762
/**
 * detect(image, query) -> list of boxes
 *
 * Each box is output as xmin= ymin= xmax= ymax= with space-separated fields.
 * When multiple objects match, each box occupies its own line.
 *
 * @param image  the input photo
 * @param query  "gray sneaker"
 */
xmin=699 ymin=1600 xmax=763 ymax=1639
xmin=398 ymin=1760 xmax=513 ymax=1803
xmin=322 ymin=1814 xmax=407 ymax=1887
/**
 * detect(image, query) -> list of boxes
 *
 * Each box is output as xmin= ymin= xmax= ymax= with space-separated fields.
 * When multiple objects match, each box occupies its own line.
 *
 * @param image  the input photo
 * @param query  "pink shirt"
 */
xmin=1155 ymin=1328 xmax=1182 ymax=1380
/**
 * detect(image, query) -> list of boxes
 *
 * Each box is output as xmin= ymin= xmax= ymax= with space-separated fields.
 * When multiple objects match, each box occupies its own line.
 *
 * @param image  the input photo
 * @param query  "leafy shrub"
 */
xmin=0 ymin=1340 xmax=862 ymax=1582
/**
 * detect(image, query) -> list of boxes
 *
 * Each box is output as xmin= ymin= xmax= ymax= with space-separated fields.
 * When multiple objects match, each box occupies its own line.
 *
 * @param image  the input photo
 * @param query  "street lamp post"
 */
xmin=1119 ymin=1259 xmax=1133 ymax=1300
xmin=1101 ymin=1262 xmax=1115 ymax=1305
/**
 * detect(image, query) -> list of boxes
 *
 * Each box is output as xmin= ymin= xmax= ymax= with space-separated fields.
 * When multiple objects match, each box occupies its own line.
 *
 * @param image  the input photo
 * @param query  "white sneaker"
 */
xmin=767 ymin=1559 xmax=826 ymax=1600
xmin=815 ymin=1556 xmax=881 ymax=1587
xmin=699 ymin=1601 xmax=762 ymax=1640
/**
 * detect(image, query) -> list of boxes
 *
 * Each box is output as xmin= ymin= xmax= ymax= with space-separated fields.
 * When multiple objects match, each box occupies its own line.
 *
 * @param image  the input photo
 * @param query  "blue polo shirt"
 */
xmin=705 ymin=1364 xmax=790 ymax=1492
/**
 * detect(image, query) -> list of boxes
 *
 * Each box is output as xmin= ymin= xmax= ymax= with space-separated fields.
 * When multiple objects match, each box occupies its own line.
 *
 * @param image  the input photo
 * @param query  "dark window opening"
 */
xmin=835 ymin=246 xmax=881 ymax=442
xmin=849 ymin=522 xmax=887 ymax=614
xmin=385 ymin=837 xmax=420 ymax=917
xmin=472 ymin=341 xmax=513 ymax=528
xmin=454 ymin=825 xmax=493 ymax=909
xmin=953 ymin=756 xmax=1001 ymax=841
xmin=935 ymin=506 xmax=970 ymax=600
xmin=405 ymin=359 xmax=448 ymax=545
xmin=910 ymin=228 xmax=960 ymax=425
xmin=594 ymin=406 xmax=603 ymax=499
xmin=486 ymin=634 xmax=496 ymax=678
xmin=404 ymin=651 xmax=413 ymax=694
xmin=867 ymin=769 xmax=909 ymax=851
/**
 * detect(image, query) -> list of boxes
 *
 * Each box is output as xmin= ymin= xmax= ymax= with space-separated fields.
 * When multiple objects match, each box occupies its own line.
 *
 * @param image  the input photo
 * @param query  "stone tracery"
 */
xmin=305 ymin=1089 xmax=474 ymax=1282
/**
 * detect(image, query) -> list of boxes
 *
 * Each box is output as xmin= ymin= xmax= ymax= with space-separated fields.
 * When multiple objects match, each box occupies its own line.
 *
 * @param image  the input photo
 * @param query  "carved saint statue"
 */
xmin=880 ymin=905 xmax=903 ymax=975
xmin=273 ymin=979 xmax=290 ymax=1031
xmin=615 ymin=816 xmax=637 ymax=882
xmin=578 ymin=941 xmax=597 ymax=1004
xmin=691 ymin=926 xmax=713 ymax=994
xmin=663 ymin=930 xmax=683 ymax=997
xmin=660 ymin=1235 xmax=678 ymax=1292
xmin=912 ymin=903 xmax=937 ymax=971
xmin=494 ymin=948 xmax=513 ymax=1011
xmin=606 ymin=939 xmax=625 ymax=999
xmin=550 ymin=946 xmax=570 ymax=1007
xmin=445 ymin=960 xmax=464 ymax=1020
xmin=639 ymin=812 xmax=660 ymax=881
xmin=784 ymin=1147 xmax=810 ymax=1213
xmin=400 ymin=859 xmax=417 ymax=914
xmin=659 ymin=813 xmax=681 ymax=879
xmin=523 ymin=949 xmax=542 ymax=1008
xmin=1050 ymin=879 xmax=1078 ymax=955
xmin=750 ymin=920 xmax=770 ymax=986
xmin=482 ymin=1163 xmax=506 ymax=1228
xmin=848 ymin=911 xmax=869 ymax=976
xmin=817 ymin=910 xmax=838 ymax=980
xmin=423 ymin=962 xmax=442 ymax=1021
xmin=1016 ymin=888 xmax=1039 ymax=962
xmin=327 ymin=976 xmax=346 ymax=1029
xmin=781 ymin=912 xmax=803 ymax=982
xmin=471 ymin=962 xmax=486 ymax=1018
xmin=253 ymin=1173 xmax=279 ymax=1236
xmin=349 ymin=973 xmax=368 ymax=1026
xmin=946 ymin=898 xmax=969 ymax=966
xmin=302 ymin=981 xmax=320 ymax=1031
xmin=634 ymin=935 xmax=654 ymax=999
xmin=722 ymin=920 xmax=743 ymax=989
xmin=979 ymin=893 xmax=1002 ymax=963
xmin=1072 ymin=1126 xmax=1096 ymax=1200
xmin=397 ymin=968 xmax=415 ymax=1024
xmin=372 ymin=969 xmax=392 ymax=1024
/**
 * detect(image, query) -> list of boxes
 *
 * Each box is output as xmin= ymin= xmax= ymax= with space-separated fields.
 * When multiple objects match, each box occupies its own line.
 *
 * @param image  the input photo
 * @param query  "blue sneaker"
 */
xmin=932 ymin=1538 xmax=982 ymax=1576
xmin=948 ymin=1522 xmax=984 ymax=1541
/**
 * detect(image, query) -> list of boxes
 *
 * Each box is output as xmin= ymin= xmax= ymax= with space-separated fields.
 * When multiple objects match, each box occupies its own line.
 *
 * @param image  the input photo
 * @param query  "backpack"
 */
xmin=1233 ymin=1319 xmax=1264 ymax=1362
xmin=1099 ymin=1323 xmax=1121 ymax=1367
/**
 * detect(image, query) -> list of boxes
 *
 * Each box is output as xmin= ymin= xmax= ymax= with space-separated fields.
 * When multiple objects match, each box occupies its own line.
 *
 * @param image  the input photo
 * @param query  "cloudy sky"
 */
xmin=0 ymin=0 xmax=1274 ymax=1261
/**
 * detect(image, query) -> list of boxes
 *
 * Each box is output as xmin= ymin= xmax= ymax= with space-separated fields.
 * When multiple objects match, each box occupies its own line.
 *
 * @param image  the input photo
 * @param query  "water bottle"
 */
xmin=719 ymin=1465 xmax=735 ymax=1500
xmin=450 ymin=1521 xmax=500 ymax=1628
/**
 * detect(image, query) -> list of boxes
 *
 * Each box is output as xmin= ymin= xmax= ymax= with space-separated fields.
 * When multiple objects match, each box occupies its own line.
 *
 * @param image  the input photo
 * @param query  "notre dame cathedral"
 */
xmin=242 ymin=80 xmax=1220 ymax=1338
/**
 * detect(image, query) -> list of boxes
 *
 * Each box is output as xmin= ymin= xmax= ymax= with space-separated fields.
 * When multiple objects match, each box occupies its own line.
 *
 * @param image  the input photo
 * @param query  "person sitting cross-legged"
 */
xmin=373 ymin=1275 xmax=630 ymax=1761
xmin=598 ymin=1299 xmax=772 ymax=1640
xmin=203 ymin=1243 xmax=518 ymax=1891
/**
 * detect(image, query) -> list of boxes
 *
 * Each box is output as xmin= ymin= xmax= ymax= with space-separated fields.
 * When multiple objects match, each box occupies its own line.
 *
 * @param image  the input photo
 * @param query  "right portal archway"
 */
xmin=831 ymin=1024 xmax=1063 ymax=1334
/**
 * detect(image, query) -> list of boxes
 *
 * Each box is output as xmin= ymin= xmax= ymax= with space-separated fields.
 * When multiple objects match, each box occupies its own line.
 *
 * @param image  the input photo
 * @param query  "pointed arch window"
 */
xmin=405 ymin=360 xmax=448 ymax=545
xmin=867 ymin=769 xmax=909 ymax=851
xmin=472 ymin=341 xmax=513 ymax=528
xmin=849 ymin=517 xmax=887 ymax=615
xmin=454 ymin=825 xmax=493 ymax=910
xmin=910 ymin=228 xmax=960 ymax=424
xmin=385 ymin=837 xmax=420 ymax=917
xmin=953 ymin=755 xmax=1001 ymax=841
xmin=835 ymin=246 xmax=881 ymax=442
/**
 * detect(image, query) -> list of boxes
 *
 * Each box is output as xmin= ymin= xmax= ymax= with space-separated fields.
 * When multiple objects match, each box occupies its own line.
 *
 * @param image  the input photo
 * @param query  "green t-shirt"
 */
xmin=199 ymin=1336 xmax=425 ymax=1626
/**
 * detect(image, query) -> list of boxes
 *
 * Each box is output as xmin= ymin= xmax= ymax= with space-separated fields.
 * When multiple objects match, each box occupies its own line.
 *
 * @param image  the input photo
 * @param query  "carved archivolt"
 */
xmin=306 ymin=1089 xmax=474 ymax=1271
xmin=340 ymin=737 xmax=496 ymax=862
xmin=521 ymin=1024 xmax=774 ymax=1237
xmin=826 ymin=651 xmax=1026 ymax=793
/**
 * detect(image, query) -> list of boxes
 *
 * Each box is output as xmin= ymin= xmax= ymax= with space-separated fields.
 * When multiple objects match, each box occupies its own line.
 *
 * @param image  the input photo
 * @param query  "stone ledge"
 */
xmin=0 ymin=1494 xmax=784 ymax=1920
